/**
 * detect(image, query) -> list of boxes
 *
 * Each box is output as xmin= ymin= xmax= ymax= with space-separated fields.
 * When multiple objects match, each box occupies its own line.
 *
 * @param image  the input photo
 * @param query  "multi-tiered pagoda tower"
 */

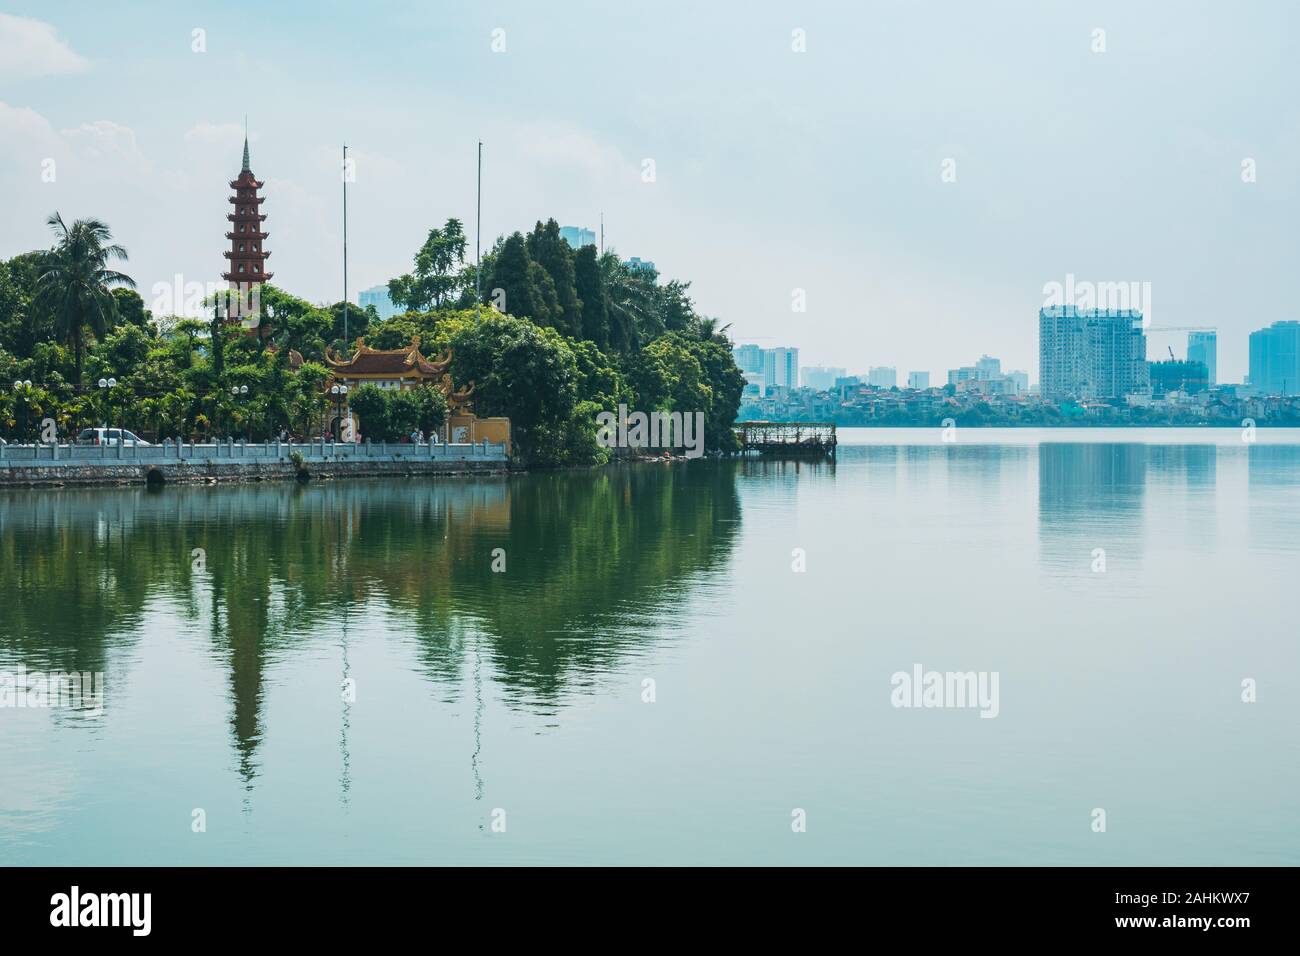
xmin=222 ymin=132 xmax=272 ymax=330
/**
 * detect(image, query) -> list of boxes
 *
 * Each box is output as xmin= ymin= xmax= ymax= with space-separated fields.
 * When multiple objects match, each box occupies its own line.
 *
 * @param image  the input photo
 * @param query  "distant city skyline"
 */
xmin=742 ymin=309 xmax=1299 ymax=401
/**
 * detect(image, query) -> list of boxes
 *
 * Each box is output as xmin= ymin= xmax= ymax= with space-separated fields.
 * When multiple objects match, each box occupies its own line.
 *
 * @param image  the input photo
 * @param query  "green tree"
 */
xmin=86 ymin=323 xmax=152 ymax=384
xmin=34 ymin=214 xmax=135 ymax=385
xmin=0 ymin=252 xmax=56 ymax=361
xmin=365 ymin=317 xmax=422 ymax=350
xmin=290 ymin=362 xmax=330 ymax=437
xmin=484 ymin=232 xmax=551 ymax=326
xmin=326 ymin=300 xmax=373 ymax=349
xmin=348 ymin=384 xmax=388 ymax=442
xmin=682 ymin=335 xmax=745 ymax=452
xmin=526 ymin=219 xmax=581 ymax=338
xmin=389 ymin=218 xmax=469 ymax=312
xmin=569 ymin=338 xmax=626 ymax=410
xmin=8 ymin=382 xmax=53 ymax=442
xmin=169 ymin=319 xmax=209 ymax=369
xmin=384 ymin=389 xmax=422 ymax=441
xmin=598 ymin=252 xmax=650 ymax=353
xmin=444 ymin=311 xmax=579 ymax=457
xmin=572 ymin=243 xmax=608 ymax=348
xmin=413 ymin=384 xmax=448 ymax=436
xmin=110 ymin=287 xmax=151 ymax=331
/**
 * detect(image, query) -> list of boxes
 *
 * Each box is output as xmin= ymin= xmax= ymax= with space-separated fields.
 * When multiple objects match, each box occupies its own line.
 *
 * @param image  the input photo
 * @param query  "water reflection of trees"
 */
xmin=0 ymin=467 xmax=740 ymax=780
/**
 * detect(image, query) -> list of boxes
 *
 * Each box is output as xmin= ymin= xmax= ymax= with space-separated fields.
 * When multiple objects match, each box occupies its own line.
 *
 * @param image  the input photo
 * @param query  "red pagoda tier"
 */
xmin=222 ymin=134 xmax=272 ymax=291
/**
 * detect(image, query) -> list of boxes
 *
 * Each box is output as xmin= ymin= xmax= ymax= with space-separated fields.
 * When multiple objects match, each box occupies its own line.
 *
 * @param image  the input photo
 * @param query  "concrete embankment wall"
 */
xmin=0 ymin=456 xmax=509 ymax=487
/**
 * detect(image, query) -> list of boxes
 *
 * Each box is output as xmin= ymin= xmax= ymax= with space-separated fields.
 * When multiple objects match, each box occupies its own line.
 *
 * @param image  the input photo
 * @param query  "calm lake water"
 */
xmin=2 ymin=428 xmax=1298 ymax=865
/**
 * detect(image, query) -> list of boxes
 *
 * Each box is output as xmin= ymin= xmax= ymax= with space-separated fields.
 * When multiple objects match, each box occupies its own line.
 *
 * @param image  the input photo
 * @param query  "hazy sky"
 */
xmin=1 ymin=1 xmax=1296 ymax=383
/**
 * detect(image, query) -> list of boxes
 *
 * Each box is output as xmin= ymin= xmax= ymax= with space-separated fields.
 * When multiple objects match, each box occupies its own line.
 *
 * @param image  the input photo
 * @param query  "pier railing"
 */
xmin=735 ymin=421 xmax=837 ymax=457
xmin=0 ymin=438 xmax=509 ymax=466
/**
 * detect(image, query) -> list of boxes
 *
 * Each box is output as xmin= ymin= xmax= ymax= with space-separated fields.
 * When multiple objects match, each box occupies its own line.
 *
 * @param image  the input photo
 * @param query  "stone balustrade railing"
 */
xmin=0 ymin=438 xmax=509 ymax=465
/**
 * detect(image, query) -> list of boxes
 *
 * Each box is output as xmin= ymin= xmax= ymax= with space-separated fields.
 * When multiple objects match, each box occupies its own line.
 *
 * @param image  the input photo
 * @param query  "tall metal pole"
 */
xmin=342 ymin=143 xmax=349 ymax=348
xmin=476 ymin=140 xmax=482 ymax=319
xmin=600 ymin=210 xmax=604 ymax=255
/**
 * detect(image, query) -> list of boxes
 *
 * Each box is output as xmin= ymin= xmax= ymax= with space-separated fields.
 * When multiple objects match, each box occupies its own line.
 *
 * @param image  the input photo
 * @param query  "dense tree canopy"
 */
xmin=0 ymin=210 xmax=744 ymax=462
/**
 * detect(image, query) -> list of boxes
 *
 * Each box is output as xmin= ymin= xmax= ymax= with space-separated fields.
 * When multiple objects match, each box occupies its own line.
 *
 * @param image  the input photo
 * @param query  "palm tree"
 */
xmin=35 ymin=213 xmax=135 ymax=385
xmin=696 ymin=315 xmax=733 ymax=346
xmin=598 ymin=251 xmax=651 ymax=353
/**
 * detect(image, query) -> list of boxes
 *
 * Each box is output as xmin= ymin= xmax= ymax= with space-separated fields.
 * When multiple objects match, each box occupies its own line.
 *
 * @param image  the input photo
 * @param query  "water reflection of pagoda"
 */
xmin=222 ymin=128 xmax=272 ymax=334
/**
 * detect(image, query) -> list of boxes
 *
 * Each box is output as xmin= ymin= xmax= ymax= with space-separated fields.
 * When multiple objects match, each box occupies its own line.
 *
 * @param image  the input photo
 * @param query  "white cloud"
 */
xmin=61 ymin=120 xmax=151 ymax=173
xmin=0 ymin=104 xmax=159 ymax=263
xmin=0 ymin=14 xmax=89 ymax=79
xmin=512 ymin=122 xmax=631 ymax=185
xmin=0 ymin=99 xmax=62 ymax=160
xmin=183 ymin=121 xmax=246 ymax=149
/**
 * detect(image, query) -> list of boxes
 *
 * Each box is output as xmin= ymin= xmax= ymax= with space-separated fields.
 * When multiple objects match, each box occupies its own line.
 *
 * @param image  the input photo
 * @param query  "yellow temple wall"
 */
xmin=447 ymin=414 xmax=512 ymax=455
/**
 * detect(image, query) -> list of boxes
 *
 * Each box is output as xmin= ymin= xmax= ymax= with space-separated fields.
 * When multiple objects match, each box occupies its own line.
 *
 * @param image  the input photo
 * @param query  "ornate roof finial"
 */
xmin=242 ymin=115 xmax=250 ymax=172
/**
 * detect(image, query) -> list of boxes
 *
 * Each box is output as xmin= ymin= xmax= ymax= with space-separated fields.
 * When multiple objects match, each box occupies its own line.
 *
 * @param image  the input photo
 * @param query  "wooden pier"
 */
xmin=735 ymin=421 xmax=837 ymax=458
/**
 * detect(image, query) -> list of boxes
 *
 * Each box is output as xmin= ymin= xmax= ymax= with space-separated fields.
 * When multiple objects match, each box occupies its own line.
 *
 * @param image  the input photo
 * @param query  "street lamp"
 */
xmin=97 ymin=377 xmax=116 ymax=427
xmin=230 ymin=384 xmax=250 ymax=441
xmin=329 ymin=383 xmax=350 ymax=441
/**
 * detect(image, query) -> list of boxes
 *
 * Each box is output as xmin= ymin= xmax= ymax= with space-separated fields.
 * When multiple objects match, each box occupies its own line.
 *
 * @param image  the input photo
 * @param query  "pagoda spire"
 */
xmin=223 ymin=119 xmax=272 ymax=330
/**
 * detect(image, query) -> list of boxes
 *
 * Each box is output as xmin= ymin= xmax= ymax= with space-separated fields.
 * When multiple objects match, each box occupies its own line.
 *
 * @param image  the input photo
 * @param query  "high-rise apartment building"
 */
xmin=907 ymin=371 xmax=930 ymax=389
xmin=1187 ymin=332 xmax=1217 ymax=386
xmin=867 ymin=367 xmax=897 ymax=388
xmin=359 ymin=284 xmax=400 ymax=320
xmin=801 ymin=366 xmax=846 ymax=390
xmin=1039 ymin=306 xmax=1150 ymax=401
xmin=732 ymin=344 xmax=766 ymax=375
xmin=1150 ymin=360 xmax=1210 ymax=396
xmin=1248 ymin=321 xmax=1300 ymax=395
xmin=764 ymin=347 xmax=799 ymax=391
xmin=559 ymin=226 xmax=597 ymax=249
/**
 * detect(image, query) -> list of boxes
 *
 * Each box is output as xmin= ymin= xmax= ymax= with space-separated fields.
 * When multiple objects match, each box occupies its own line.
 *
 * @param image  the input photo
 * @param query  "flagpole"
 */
xmin=476 ymin=140 xmax=482 ymax=319
xmin=342 ymin=143 xmax=349 ymax=347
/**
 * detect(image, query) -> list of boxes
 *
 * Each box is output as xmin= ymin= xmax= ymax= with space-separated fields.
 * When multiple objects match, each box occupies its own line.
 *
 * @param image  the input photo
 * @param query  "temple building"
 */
xmin=222 ymin=130 xmax=272 ymax=335
xmin=323 ymin=336 xmax=511 ymax=451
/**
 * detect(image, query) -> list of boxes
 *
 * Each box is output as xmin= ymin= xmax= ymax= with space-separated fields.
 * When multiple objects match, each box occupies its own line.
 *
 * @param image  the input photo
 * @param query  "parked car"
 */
xmin=76 ymin=427 xmax=151 ymax=447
